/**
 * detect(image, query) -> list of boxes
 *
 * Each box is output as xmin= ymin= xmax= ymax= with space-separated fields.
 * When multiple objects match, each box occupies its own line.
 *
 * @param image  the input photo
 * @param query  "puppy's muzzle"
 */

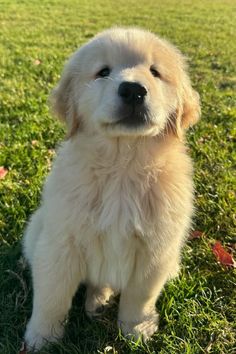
xmin=117 ymin=82 xmax=149 ymax=127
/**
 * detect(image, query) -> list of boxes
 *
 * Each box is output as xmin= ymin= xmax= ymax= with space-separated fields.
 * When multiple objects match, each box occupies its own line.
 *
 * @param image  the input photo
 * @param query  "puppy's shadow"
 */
xmin=1 ymin=242 xmax=33 ymax=353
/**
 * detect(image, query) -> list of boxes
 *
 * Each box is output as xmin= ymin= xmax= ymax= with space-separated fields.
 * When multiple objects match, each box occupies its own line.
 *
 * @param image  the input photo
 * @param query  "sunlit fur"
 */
xmin=23 ymin=27 xmax=200 ymax=350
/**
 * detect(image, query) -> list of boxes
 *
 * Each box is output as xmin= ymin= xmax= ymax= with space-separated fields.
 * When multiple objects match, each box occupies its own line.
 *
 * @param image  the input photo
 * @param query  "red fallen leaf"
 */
xmin=19 ymin=341 xmax=27 ymax=354
xmin=212 ymin=241 xmax=236 ymax=268
xmin=0 ymin=166 xmax=8 ymax=179
xmin=189 ymin=230 xmax=204 ymax=240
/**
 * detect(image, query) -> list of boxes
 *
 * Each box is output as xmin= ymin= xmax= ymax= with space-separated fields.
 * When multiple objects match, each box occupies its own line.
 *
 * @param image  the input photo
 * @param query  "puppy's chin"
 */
xmin=98 ymin=120 xmax=161 ymax=138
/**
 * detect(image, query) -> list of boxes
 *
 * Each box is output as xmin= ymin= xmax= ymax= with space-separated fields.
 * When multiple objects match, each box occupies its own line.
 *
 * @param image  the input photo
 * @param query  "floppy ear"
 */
xmin=175 ymin=80 xmax=201 ymax=138
xmin=50 ymin=69 xmax=80 ymax=138
xmin=181 ymin=86 xmax=200 ymax=129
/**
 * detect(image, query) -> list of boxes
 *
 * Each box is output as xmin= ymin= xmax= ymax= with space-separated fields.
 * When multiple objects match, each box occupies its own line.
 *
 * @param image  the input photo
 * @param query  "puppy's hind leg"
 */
xmin=85 ymin=284 xmax=116 ymax=318
xmin=25 ymin=234 xmax=85 ymax=351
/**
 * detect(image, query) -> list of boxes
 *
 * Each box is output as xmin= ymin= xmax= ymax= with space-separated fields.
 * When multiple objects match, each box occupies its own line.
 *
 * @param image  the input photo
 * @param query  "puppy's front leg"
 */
xmin=118 ymin=256 xmax=179 ymax=341
xmin=25 ymin=235 xmax=84 ymax=351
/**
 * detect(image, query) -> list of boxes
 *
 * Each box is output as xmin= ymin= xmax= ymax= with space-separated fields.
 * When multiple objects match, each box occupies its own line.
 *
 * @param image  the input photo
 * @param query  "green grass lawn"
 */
xmin=0 ymin=0 xmax=235 ymax=353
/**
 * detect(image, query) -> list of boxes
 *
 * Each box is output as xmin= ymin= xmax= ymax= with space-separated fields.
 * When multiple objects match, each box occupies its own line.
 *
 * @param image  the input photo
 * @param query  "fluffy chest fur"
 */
xmin=43 ymin=135 xmax=193 ymax=288
xmin=45 ymin=137 xmax=163 ymax=235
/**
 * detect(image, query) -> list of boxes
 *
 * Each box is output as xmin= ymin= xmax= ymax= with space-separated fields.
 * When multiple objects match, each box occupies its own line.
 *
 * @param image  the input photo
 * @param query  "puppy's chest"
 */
xmin=81 ymin=169 xmax=150 ymax=236
xmin=86 ymin=229 xmax=138 ymax=289
xmin=75 ymin=171 xmax=147 ymax=289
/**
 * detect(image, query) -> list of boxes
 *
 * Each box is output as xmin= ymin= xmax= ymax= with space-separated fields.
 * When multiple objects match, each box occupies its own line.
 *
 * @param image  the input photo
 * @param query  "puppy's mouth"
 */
xmin=100 ymin=105 xmax=159 ymax=136
xmin=115 ymin=105 xmax=151 ymax=128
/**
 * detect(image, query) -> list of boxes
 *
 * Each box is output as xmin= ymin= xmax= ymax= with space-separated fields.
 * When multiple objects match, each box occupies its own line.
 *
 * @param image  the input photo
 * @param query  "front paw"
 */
xmin=25 ymin=319 xmax=64 ymax=351
xmin=118 ymin=311 xmax=159 ymax=342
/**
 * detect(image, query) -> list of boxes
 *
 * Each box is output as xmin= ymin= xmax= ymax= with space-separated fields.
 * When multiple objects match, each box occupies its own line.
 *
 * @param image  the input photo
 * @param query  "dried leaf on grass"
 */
xmin=212 ymin=241 xmax=236 ymax=268
xmin=33 ymin=59 xmax=41 ymax=65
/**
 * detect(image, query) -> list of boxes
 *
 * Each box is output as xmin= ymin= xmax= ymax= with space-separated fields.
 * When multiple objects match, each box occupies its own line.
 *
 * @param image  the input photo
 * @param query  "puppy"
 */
xmin=23 ymin=27 xmax=200 ymax=350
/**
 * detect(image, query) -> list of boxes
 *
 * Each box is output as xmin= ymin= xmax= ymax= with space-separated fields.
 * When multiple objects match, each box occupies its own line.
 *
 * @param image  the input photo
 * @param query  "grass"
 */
xmin=0 ymin=0 xmax=235 ymax=353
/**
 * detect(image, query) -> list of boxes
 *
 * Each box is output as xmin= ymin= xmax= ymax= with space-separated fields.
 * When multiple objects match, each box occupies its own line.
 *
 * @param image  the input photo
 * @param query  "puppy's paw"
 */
xmin=118 ymin=311 xmax=159 ymax=342
xmin=85 ymin=286 xmax=115 ymax=318
xmin=25 ymin=319 xmax=64 ymax=351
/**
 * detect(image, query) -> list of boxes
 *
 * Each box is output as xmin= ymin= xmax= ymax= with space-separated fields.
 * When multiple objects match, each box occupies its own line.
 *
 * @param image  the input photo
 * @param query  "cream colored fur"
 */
xmin=23 ymin=27 xmax=200 ymax=350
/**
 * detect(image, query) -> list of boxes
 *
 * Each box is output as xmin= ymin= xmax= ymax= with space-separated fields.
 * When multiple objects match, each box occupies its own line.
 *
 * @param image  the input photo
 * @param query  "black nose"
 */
xmin=118 ymin=82 xmax=147 ymax=105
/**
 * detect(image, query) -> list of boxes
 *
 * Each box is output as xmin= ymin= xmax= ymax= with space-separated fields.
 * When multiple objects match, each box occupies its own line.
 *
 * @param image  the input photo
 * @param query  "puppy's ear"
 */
xmin=175 ymin=80 xmax=201 ymax=138
xmin=50 ymin=69 xmax=80 ymax=138
xmin=181 ymin=86 xmax=200 ymax=129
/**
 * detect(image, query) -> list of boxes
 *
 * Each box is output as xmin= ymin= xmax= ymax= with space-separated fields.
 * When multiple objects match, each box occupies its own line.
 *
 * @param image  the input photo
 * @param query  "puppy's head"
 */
xmin=51 ymin=28 xmax=200 ymax=138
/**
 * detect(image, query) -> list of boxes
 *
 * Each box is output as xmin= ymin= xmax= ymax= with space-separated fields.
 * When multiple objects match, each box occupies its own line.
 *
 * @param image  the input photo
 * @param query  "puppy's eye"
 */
xmin=150 ymin=66 xmax=161 ymax=78
xmin=96 ymin=66 xmax=111 ymax=78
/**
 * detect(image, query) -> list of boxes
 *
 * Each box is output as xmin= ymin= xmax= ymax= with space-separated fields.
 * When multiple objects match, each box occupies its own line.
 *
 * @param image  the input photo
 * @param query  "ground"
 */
xmin=0 ymin=0 xmax=235 ymax=353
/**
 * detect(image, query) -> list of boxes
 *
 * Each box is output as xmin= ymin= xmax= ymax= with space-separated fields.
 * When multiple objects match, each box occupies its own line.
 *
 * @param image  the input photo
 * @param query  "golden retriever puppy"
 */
xmin=23 ymin=27 xmax=200 ymax=350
